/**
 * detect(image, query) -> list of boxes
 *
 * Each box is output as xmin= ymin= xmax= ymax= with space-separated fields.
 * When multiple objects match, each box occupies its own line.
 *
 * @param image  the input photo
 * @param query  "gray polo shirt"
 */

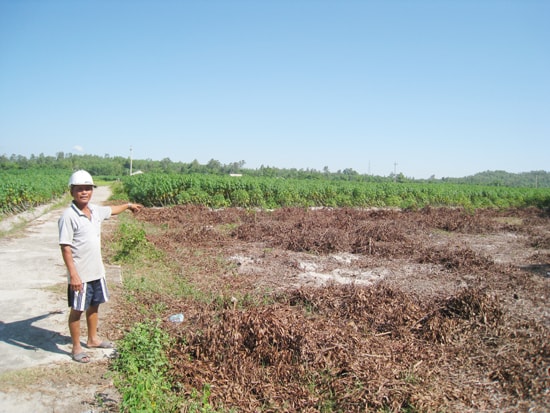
xmin=58 ymin=202 xmax=112 ymax=283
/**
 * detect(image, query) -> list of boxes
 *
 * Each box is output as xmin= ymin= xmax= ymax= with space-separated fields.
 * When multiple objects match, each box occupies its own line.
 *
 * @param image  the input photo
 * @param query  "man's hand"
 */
xmin=69 ymin=274 xmax=83 ymax=293
xmin=127 ymin=202 xmax=144 ymax=213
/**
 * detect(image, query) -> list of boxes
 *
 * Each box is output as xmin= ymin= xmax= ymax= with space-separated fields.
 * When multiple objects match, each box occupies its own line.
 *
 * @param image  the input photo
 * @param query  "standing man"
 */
xmin=58 ymin=170 xmax=142 ymax=363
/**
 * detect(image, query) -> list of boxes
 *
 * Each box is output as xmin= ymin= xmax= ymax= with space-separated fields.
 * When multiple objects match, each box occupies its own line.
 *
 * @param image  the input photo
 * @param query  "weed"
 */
xmin=112 ymin=320 xmax=181 ymax=412
xmin=184 ymin=384 xmax=236 ymax=413
xmin=113 ymin=221 xmax=150 ymax=262
xmin=401 ymin=368 xmax=418 ymax=384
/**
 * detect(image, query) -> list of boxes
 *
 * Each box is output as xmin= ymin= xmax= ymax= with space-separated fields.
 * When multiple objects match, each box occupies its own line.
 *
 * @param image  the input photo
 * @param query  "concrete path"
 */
xmin=0 ymin=186 xmax=119 ymax=412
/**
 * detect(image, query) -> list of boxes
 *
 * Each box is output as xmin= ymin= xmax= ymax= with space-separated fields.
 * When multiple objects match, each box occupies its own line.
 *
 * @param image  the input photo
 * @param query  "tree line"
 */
xmin=1 ymin=152 xmax=548 ymax=188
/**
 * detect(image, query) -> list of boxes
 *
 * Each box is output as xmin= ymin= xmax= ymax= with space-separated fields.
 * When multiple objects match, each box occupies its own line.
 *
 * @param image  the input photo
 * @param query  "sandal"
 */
xmin=72 ymin=352 xmax=90 ymax=363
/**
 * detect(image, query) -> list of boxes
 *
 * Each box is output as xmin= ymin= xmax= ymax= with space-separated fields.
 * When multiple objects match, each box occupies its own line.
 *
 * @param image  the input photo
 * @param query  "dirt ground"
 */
xmin=132 ymin=205 xmax=550 ymax=412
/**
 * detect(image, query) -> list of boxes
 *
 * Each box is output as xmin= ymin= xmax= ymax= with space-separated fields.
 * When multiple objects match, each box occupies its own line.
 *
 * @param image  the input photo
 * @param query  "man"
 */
xmin=58 ymin=170 xmax=142 ymax=363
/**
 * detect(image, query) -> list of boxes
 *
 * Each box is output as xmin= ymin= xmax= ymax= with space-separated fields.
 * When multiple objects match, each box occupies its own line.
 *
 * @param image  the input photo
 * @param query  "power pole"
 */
xmin=394 ymin=162 xmax=398 ymax=182
xmin=130 ymin=146 xmax=133 ymax=176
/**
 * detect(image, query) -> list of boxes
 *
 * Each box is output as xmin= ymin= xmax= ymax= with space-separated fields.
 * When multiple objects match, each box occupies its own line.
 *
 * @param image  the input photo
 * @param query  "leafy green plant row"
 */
xmin=0 ymin=169 xmax=69 ymax=215
xmin=123 ymin=173 xmax=550 ymax=210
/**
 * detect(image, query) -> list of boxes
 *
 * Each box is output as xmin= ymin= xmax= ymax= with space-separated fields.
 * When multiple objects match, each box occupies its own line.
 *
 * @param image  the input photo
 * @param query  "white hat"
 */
xmin=68 ymin=170 xmax=96 ymax=187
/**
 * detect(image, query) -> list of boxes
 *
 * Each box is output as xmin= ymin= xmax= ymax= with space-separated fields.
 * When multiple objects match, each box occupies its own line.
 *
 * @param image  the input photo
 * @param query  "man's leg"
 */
xmin=68 ymin=308 xmax=87 ymax=360
xmin=86 ymin=304 xmax=101 ymax=347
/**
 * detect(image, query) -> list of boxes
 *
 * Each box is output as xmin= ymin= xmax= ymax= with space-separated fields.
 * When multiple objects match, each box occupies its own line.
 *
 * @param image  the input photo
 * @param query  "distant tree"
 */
xmin=342 ymin=168 xmax=358 ymax=179
xmin=160 ymin=157 xmax=172 ymax=172
xmin=187 ymin=159 xmax=202 ymax=174
xmin=207 ymin=159 xmax=222 ymax=173
xmin=396 ymin=172 xmax=408 ymax=183
xmin=225 ymin=160 xmax=245 ymax=174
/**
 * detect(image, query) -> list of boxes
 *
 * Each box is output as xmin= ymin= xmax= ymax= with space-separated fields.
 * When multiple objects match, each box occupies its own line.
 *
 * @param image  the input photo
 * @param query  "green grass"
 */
xmin=111 ymin=320 xmax=181 ymax=413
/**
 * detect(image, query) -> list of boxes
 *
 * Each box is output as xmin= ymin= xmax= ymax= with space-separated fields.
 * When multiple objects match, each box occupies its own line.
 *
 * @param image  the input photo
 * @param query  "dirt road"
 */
xmin=0 ymin=186 xmax=120 ymax=413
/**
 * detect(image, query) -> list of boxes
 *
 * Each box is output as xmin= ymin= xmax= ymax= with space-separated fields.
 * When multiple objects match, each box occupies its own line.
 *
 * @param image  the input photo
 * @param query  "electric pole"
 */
xmin=130 ymin=146 xmax=133 ymax=176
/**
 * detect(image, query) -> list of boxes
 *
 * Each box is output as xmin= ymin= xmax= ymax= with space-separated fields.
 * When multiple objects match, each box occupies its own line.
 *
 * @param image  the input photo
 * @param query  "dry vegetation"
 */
xmin=116 ymin=206 xmax=549 ymax=412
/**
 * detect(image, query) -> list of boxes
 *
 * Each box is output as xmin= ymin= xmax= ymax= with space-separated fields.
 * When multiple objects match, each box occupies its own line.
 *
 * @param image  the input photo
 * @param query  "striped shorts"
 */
xmin=68 ymin=278 xmax=109 ymax=311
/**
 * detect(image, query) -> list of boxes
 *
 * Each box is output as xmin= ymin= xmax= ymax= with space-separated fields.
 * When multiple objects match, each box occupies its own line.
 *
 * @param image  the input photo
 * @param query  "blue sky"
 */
xmin=1 ymin=0 xmax=548 ymax=178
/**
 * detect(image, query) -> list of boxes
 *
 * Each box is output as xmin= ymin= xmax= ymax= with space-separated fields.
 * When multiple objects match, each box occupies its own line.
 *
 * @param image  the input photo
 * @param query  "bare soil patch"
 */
xmin=123 ymin=206 xmax=549 ymax=412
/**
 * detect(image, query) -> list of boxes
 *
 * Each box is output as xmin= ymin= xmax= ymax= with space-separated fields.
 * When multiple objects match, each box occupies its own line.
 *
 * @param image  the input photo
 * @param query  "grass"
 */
xmin=185 ymin=384 xmax=237 ymax=413
xmin=109 ymin=218 xmax=208 ymax=301
xmin=108 ymin=213 xmax=232 ymax=303
xmin=111 ymin=320 xmax=181 ymax=413
xmin=105 ymin=214 xmax=231 ymax=412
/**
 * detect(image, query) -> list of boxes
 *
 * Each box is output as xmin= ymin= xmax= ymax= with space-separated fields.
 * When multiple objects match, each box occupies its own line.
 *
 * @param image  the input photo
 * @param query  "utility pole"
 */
xmin=393 ymin=162 xmax=398 ymax=182
xmin=130 ymin=146 xmax=133 ymax=176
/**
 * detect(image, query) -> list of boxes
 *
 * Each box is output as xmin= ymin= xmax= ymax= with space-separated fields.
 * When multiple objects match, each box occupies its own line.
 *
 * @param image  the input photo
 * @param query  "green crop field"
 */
xmin=122 ymin=173 xmax=550 ymax=210
xmin=0 ymin=169 xmax=69 ymax=215
xmin=2 ymin=169 xmax=550 ymax=216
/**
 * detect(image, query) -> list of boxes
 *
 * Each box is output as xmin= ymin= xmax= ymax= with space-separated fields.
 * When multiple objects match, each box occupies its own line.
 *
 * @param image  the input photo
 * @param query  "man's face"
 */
xmin=71 ymin=185 xmax=94 ymax=204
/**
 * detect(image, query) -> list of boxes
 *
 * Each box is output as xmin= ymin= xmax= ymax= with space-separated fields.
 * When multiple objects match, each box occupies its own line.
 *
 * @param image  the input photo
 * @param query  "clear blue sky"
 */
xmin=1 ymin=0 xmax=548 ymax=178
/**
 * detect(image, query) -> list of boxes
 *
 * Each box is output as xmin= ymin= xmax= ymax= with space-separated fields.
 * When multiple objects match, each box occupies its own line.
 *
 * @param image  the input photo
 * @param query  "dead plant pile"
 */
xmin=129 ymin=205 xmax=549 ymax=412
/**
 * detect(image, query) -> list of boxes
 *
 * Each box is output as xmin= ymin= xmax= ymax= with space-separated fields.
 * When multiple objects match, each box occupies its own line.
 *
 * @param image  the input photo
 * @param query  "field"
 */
xmin=122 ymin=173 xmax=550 ymax=210
xmin=0 ymin=169 xmax=67 ymax=215
xmin=2 ymin=168 xmax=548 ymax=411
xmin=109 ymin=205 xmax=550 ymax=412
xmin=2 ymin=170 xmax=550 ymax=215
